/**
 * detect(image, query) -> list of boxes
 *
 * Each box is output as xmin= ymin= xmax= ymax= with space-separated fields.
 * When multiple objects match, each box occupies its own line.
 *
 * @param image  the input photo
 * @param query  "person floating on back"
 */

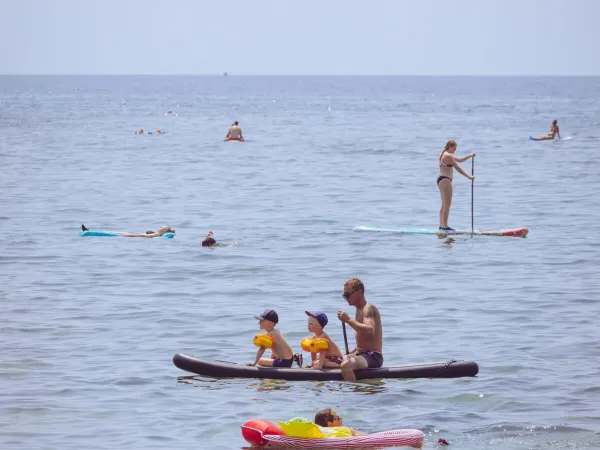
xmin=248 ymin=309 xmax=302 ymax=368
xmin=81 ymin=224 xmax=175 ymax=238
xmin=534 ymin=119 xmax=560 ymax=141
xmin=337 ymin=278 xmax=384 ymax=382
xmin=225 ymin=121 xmax=244 ymax=141
xmin=302 ymin=311 xmax=344 ymax=369
xmin=437 ymin=140 xmax=475 ymax=231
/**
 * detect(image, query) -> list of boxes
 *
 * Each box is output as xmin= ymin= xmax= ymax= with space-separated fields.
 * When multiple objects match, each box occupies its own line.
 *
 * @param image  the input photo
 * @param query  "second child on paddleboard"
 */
xmin=303 ymin=312 xmax=344 ymax=369
xmin=337 ymin=278 xmax=384 ymax=382
xmin=248 ymin=309 xmax=302 ymax=368
xmin=437 ymin=140 xmax=475 ymax=231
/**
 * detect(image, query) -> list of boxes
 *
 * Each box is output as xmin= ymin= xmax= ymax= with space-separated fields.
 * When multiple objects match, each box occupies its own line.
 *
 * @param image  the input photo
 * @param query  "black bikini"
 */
xmin=437 ymin=175 xmax=452 ymax=185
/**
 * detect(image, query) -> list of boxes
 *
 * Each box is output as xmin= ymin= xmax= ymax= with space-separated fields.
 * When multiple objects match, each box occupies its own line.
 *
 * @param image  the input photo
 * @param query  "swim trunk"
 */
xmin=272 ymin=357 xmax=293 ymax=368
xmin=326 ymin=355 xmax=344 ymax=364
xmin=357 ymin=350 xmax=384 ymax=369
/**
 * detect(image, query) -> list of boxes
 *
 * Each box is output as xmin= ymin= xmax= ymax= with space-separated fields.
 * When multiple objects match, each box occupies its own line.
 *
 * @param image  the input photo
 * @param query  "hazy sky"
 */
xmin=2 ymin=0 xmax=598 ymax=75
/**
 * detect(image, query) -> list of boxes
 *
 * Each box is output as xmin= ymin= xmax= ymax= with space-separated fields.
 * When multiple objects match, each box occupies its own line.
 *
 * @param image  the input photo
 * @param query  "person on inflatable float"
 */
xmin=81 ymin=224 xmax=175 ymax=238
xmin=248 ymin=309 xmax=302 ymax=368
xmin=302 ymin=311 xmax=344 ymax=369
xmin=314 ymin=408 xmax=366 ymax=436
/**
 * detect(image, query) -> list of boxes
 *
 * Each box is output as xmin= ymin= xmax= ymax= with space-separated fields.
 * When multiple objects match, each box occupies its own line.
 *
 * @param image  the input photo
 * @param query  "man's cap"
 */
xmin=305 ymin=311 xmax=328 ymax=328
xmin=254 ymin=309 xmax=279 ymax=324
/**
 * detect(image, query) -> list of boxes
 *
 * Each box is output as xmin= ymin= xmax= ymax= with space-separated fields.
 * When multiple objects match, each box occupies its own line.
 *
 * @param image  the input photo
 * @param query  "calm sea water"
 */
xmin=1 ymin=76 xmax=599 ymax=449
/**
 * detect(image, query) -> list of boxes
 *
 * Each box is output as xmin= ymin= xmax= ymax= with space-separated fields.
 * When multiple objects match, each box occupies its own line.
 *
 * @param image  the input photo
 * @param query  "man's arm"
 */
xmin=346 ymin=306 xmax=376 ymax=336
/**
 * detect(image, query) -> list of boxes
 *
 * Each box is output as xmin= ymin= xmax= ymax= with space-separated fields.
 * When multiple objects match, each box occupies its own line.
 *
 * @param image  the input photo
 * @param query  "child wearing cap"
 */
xmin=304 ymin=311 xmax=344 ymax=369
xmin=248 ymin=309 xmax=302 ymax=368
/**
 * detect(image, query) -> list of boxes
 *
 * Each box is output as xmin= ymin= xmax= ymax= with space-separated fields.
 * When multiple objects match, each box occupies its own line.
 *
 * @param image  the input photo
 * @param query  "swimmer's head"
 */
xmin=552 ymin=120 xmax=557 ymax=125
xmin=202 ymin=231 xmax=216 ymax=247
xmin=157 ymin=226 xmax=175 ymax=235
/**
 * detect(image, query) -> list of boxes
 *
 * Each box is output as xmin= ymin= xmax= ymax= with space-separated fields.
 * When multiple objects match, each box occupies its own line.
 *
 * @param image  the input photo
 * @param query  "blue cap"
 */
xmin=305 ymin=311 xmax=328 ymax=328
xmin=254 ymin=309 xmax=279 ymax=324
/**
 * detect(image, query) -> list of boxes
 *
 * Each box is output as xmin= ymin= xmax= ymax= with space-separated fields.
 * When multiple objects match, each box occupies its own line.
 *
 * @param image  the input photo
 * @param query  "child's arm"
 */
xmin=313 ymin=351 xmax=327 ymax=369
xmin=350 ymin=428 xmax=367 ymax=436
xmin=248 ymin=347 xmax=266 ymax=366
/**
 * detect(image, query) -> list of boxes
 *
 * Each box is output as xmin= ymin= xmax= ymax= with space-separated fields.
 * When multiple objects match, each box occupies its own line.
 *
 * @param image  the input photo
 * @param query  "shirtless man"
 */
xmin=225 ymin=121 xmax=244 ymax=140
xmin=337 ymin=278 xmax=383 ymax=382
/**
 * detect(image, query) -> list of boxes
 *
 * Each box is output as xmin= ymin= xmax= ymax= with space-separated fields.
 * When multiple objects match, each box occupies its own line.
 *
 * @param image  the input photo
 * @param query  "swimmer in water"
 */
xmin=535 ymin=120 xmax=560 ymax=140
xmin=81 ymin=224 xmax=175 ymax=238
xmin=136 ymin=129 xmax=144 ymax=134
xmin=437 ymin=140 xmax=475 ymax=231
xmin=225 ymin=121 xmax=244 ymax=140
xmin=202 ymin=231 xmax=217 ymax=247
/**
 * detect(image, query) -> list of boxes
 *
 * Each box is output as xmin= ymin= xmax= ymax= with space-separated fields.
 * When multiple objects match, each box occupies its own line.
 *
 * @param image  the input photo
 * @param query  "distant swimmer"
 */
xmin=534 ymin=120 xmax=561 ymax=141
xmin=136 ymin=129 xmax=144 ymax=134
xmin=225 ymin=121 xmax=244 ymax=141
xmin=202 ymin=231 xmax=217 ymax=247
xmin=81 ymin=224 xmax=175 ymax=238
xmin=201 ymin=231 xmax=237 ymax=247
xmin=437 ymin=140 xmax=475 ymax=231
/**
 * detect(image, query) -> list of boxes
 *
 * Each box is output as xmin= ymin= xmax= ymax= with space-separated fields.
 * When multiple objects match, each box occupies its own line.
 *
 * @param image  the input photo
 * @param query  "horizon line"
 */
xmin=1 ymin=73 xmax=600 ymax=77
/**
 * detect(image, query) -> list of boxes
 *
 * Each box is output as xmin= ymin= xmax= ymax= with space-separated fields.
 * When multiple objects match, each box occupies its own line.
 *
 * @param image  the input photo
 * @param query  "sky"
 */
xmin=1 ymin=0 xmax=599 ymax=75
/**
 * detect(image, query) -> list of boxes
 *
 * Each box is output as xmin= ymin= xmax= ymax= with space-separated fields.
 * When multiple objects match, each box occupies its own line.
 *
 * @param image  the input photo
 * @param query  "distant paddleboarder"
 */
xmin=438 ymin=140 xmax=475 ymax=231
xmin=225 ymin=121 xmax=244 ymax=141
xmin=533 ymin=120 xmax=560 ymax=141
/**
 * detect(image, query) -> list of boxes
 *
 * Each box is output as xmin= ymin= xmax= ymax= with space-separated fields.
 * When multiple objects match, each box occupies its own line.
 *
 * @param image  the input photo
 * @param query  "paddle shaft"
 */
xmin=471 ymin=156 xmax=475 ymax=234
xmin=342 ymin=323 xmax=350 ymax=355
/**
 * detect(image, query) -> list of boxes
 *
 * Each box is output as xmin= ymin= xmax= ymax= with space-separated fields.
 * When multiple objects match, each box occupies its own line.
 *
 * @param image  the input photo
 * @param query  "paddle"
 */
xmin=342 ymin=322 xmax=350 ymax=355
xmin=471 ymin=156 xmax=475 ymax=235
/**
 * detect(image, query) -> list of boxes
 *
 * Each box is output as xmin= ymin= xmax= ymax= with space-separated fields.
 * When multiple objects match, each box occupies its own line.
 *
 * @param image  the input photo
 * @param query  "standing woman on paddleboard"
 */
xmin=438 ymin=140 xmax=475 ymax=231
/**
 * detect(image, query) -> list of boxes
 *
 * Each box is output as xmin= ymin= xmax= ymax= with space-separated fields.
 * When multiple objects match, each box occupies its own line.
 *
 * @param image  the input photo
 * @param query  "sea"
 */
xmin=1 ymin=75 xmax=599 ymax=449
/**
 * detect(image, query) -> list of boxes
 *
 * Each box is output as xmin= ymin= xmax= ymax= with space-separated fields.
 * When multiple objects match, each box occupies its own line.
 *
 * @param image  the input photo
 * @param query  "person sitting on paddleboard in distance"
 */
xmin=304 ymin=312 xmax=344 ymax=369
xmin=534 ymin=120 xmax=561 ymax=141
xmin=314 ymin=408 xmax=366 ymax=436
xmin=81 ymin=224 xmax=175 ymax=238
xmin=225 ymin=121 xmax=244 ymax=141
xmin=248 ymin=309 xmax=303 ymax=368
xmin=438 ymin=140 xmax=475 ymax=232
xmin=337 ymin=278 xmax=383 ymax=382
xmin=202 ymin=231 xmax=217 ymax=247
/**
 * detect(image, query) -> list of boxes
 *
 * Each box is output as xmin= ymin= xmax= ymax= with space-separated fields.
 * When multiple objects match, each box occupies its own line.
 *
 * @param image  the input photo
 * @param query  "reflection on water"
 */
xmin=248 ymin=379 xmax=292 ymax=392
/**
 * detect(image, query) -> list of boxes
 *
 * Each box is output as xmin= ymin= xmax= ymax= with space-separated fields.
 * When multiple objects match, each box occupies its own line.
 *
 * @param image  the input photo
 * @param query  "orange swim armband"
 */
xmin=300 ymin=338 xmax=329 ymax=353
xmin=253 ymin=334 xmax=273 ymax=348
